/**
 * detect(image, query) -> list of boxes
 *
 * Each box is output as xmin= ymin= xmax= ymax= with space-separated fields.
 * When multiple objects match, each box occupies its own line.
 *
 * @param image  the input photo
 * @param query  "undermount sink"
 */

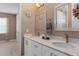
xmin=52 ymin=42 xmax=74 ymax=48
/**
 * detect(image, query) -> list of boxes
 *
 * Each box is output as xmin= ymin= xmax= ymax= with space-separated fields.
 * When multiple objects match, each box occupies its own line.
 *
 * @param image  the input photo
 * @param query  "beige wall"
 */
xmin=0 ymin=13 xmax=16 ymax=40
xmin=21 ymin=3 xmax=37 ymax=35
xmin=21 ymin=3 xmax=37 ymax=55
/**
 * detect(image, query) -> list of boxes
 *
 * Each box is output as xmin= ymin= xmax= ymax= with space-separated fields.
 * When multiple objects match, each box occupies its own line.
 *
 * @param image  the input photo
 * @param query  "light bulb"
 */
xmin=36 ymin=3 xmax=40 ymax=8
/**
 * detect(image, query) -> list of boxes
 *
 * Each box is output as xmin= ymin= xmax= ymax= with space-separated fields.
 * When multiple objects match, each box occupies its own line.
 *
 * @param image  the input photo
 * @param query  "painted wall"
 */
xmin=19 ymin=3 xmax=37 ymax=55
xmin=21 ymin=3 xmax=37 ymax=35
xmin=16 ymin=4 xmax=22 ymax=55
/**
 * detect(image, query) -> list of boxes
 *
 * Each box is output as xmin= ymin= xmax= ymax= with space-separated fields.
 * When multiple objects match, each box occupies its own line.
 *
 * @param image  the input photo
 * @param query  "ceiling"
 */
xmin=0 ymin=3 xmax=20 ymax=14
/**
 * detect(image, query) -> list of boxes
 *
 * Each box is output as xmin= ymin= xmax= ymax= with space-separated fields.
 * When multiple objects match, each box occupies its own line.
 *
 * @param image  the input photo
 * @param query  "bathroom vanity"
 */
xmin=24 ymin=3 xmax=79 ymax=56
xmin=24 ymin=37 xmax=68 ymax=56
xmin=24 ymin=34 xmax=79 ymax=56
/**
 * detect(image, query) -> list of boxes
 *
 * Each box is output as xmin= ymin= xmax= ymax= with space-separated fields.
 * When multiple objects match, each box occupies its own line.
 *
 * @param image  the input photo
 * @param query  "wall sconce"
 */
xmin=26 ymin=12 xmax=32 ymax=17
xmin=35 ymin=3 xmax=44 ymax=8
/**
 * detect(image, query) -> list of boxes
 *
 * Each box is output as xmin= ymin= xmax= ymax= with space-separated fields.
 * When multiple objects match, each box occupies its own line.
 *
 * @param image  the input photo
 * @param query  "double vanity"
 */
xmin=23 ymin=3 xmax=79 ymax=56
xmin=24 ymin=34 xmax=79 ymax=56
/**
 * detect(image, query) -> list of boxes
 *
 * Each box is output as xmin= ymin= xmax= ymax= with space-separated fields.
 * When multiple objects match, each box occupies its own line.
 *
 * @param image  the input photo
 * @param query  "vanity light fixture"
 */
xmin=35 ymin=3 xmax=44 ymax=8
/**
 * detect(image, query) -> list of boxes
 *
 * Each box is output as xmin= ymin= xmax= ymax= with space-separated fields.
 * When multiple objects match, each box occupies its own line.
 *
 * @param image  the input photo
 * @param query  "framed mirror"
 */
xmin=54 ymin=4 xmax=69 ymax=31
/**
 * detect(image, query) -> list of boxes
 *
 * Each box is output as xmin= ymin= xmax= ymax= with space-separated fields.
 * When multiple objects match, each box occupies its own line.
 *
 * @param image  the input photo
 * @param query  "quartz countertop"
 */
xmin=24 ymin=34 xmax=79 ymax=56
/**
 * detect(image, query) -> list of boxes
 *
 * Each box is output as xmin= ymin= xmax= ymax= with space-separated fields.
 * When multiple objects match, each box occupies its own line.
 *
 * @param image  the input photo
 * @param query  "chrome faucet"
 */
xmin=65 ymin=34 xmax=69 ymax=43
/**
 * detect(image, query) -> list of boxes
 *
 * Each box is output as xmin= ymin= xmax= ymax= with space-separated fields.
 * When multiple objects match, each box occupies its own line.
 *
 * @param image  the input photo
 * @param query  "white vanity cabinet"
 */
xmin=24 ymin=37 xmax=70 ymax=56
xmin=31 ymin=40 xmax=42 ymax=56
xmin=24 ymin=37 xmax=32 ymax=56
xmin=24 ymin=37 xmax=42 ymax=56
xmin=42 ymin=46 xmax=55 ymax=56
xmin=54 ymin=50 xmax=69 ymax=56
xmin=42 ymin=46 xmax=68 ymax=56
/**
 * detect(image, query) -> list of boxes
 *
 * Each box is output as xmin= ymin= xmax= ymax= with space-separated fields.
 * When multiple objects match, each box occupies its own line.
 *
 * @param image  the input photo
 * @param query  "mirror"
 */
xmin=72 ymin=3 xmax=79 ymax=31
xmin=55 ymin=4 xmax=68 ymax=31
xmin=55 ymin=3 xmax=79 ymax=31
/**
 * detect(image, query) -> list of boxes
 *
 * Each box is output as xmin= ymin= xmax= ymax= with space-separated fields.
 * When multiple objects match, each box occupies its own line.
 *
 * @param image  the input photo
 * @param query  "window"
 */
xmin=0 ymin=17 xmax=7 ymax=33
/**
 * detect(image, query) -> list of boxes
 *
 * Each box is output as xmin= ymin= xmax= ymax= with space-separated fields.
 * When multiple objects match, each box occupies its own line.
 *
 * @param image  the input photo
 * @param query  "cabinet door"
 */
xmin=24 ymin=38 xmax=28 ymax=56
xmin=24 ymin=38 xmax=32 ymax=56
xmin=31 ymin=41 xmax=42 ymax=56
xmin=54 ymin=50 xmax=68 ymax=56
xmin=42 ymin=46 xmax=54 ymax=56
xmin=42 ymin=46 xmax=68 ymax=56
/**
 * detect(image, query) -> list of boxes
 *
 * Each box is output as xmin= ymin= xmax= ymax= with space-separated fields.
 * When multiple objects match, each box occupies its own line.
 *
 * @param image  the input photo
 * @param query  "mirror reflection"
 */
xmin=55 ymin=4 xmax=68 ymax=31
xmin=55 ymin=3 xmax=79 ymax=31
xmin=72 ymin=3 xmax=79 ymax=31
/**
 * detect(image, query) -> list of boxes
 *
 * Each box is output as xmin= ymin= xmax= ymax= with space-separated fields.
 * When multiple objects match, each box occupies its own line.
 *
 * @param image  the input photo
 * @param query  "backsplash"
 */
xmin=51 ymin=35 xmax=79 ymax=44
xmin=53 ymin=31 xmax=79 ymax=39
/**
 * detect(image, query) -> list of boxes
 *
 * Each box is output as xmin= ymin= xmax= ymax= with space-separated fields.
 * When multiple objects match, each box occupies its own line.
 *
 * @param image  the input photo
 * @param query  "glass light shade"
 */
xmin=36 ymin=3 xmax=40 ymax=7
xmin=35 ymin=3 xmax=44 ymax=8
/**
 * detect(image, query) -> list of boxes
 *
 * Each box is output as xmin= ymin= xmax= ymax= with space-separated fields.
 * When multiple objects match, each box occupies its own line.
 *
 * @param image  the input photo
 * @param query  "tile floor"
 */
xmin=0 ymin=40 xmax=20 ymax=56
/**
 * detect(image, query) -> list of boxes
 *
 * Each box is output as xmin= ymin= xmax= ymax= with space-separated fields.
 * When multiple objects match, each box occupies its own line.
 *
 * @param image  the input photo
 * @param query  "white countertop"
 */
xmin=24 ymin=34 xmax=79 ymax=56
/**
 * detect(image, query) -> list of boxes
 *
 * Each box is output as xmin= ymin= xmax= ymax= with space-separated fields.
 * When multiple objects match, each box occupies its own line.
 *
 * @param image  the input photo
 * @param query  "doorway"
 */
xmin=0 ymin=13 xmax=16 ymax=41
